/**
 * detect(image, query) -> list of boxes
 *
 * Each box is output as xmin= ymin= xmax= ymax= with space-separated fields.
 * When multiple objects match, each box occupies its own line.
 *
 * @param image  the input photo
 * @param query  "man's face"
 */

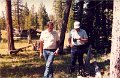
xmin=75 ymin=28 xmax=80 ymax=31
xmin=48 ymin=23 xmax=54 ymax=32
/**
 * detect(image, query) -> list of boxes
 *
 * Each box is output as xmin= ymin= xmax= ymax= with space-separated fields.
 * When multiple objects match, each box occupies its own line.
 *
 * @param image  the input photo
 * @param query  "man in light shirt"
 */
xmin=68 ymin=21 xmax=88 ymax=74
xmin=39 ymin=21 xmax=59 ymax=78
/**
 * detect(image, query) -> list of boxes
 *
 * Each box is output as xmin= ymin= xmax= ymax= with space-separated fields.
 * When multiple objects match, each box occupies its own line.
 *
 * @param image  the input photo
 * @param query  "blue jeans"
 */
xmin=70 ymin=46 xmax=84 ymax=72
xmin=43 ymin=49 xmax=55 ymax=78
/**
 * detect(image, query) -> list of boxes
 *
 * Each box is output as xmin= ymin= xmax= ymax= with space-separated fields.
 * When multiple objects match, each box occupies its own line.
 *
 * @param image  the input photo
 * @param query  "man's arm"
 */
xmin=79 ymin=30 xmax=88 ymax=43
xmin=56 ymin=40 xmax=60 ymax=49
xmin=79 ymin=38 xmax=88 ymax=43
xmin=68 ymin=38 xmax=73 ymax=47
xmin=54 ymin=40 xmax=60 ymax=55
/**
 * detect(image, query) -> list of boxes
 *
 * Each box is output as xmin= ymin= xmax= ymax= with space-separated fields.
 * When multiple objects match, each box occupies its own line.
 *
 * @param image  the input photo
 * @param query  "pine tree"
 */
xmin=38 ymin=3 xmax=49 ymax=30
xmin=12 ymin=0 xmax=23 ymax=31
xmin=6 ymin=0 xmax=15 ymax=52
xmin=22 ymin=2 xmax=29 ymax=29
xmin=59 ymin=0 xmax=72 ymax=53
xmin=53 ymin=0 xmax=66 ymax=30
xmin=53 ymin=0 xmax=63 ymax=19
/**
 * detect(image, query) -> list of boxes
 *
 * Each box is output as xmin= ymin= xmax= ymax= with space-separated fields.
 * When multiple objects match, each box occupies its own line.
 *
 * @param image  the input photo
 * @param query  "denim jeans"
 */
xmin=43 ymin=49 xmax=55 ymax=78
xmin=70 ymin=46 xmax=84 ymax=72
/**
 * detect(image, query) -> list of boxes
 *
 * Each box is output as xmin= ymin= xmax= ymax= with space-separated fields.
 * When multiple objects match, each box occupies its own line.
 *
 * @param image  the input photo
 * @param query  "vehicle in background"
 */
xmin=13 ymin=28 xmax=41 ymax=40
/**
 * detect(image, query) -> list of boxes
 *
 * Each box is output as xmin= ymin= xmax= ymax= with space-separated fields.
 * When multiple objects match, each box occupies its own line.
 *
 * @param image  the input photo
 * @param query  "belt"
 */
xmin=73 ymin=45 xmax=85 ymax=49
xmin=44 ymin=49 xmax=56 ymax=51
xmin=74 ymin=45 xmax=84 ymax=47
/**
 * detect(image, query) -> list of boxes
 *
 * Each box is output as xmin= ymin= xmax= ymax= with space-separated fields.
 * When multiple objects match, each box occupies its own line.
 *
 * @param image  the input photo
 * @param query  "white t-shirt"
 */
xmin=40 ymin=29 xmax=59 ymax=49
xmin=68 ymin=29 xmax=88 ymax=46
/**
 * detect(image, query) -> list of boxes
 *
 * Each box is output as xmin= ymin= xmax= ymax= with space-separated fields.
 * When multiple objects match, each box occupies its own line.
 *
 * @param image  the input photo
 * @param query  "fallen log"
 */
xmin=9 ymin=45 xmax=32 ymax=55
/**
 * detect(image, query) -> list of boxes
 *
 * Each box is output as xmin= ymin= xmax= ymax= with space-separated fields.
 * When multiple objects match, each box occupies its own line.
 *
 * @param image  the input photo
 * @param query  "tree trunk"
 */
xmin=0 ymin=27 xmax=1 ymax=42
xmin=110 ymin=0 xmax=120 ymax=78
xmin=59 ymin=0 xmax=72 ymax=54
xmin=6 ymin=0 xmax=15 ymax=51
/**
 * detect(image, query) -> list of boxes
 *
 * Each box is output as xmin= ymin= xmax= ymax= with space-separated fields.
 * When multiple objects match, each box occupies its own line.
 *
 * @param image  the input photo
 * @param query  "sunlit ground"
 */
xmin=0 ymin=41 xmax=72 ymax=78
xmin=0 ymin=35 xmax=110 ymax=78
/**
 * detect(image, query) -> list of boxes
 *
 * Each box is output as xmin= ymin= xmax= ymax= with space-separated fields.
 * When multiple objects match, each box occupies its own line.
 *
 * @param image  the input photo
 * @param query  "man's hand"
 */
xmin=68 ymin=44 xmax=73 ymax=48
xmin=54 ymin=48 xmax=59 ymax=56
xmin=79 ymin=37 xmax=83 ymax=40
xmin=79 ymin=37 xmax=88 ymax=43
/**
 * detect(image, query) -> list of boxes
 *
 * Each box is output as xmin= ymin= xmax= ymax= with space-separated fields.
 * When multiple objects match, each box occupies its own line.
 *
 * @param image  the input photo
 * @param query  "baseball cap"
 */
xmin=74 ymin=21 xmax=80 ymax=29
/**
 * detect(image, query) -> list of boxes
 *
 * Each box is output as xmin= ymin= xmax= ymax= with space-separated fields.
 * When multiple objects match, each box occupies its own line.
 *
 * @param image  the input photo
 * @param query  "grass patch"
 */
xmin=0 ymin=40 xmax=110 ymax=78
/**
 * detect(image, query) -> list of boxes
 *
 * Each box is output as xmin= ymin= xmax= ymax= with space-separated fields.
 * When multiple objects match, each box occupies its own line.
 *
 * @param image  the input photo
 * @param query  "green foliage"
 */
xmin=24 ymin=15 xmax=31 ymax=30
xmin=22 ymin=2 xmax=29 ymax=29
xmin=53 ymin=0 xmax=63 ymax=19
xmin=37 ymin=3 xmax=49 ymax=30
xmin=53 ymin=0 xmax=66 ymax=30
xmin=11 ymin=1 xmax=49 ymax=30
xmin=67 ymin=1 xmax=74 ymax=32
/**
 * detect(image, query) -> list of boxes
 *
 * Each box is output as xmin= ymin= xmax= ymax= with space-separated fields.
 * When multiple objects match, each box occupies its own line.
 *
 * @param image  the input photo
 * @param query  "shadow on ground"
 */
xmin=0 ymin=51 xmax=110 ymax=78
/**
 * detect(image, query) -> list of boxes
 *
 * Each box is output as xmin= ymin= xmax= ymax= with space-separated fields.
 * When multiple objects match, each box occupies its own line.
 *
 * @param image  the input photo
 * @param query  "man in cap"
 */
xmin=68 ymin=21 xmax=88 ymax=73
